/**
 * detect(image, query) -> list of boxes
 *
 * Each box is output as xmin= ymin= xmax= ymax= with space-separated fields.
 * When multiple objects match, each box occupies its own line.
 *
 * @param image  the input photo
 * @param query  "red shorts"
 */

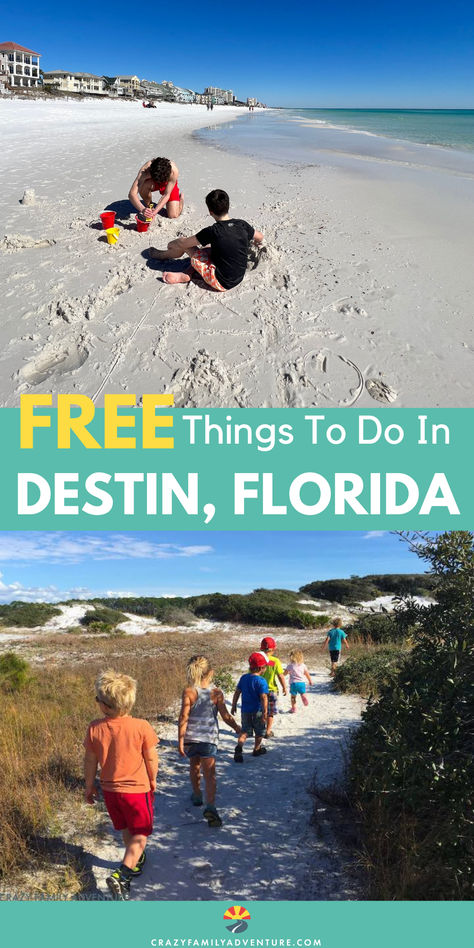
xmin=157 ymin=181 xmax=181 ymax=203
xmin=102 ymin=790 xmax=154 ymax=836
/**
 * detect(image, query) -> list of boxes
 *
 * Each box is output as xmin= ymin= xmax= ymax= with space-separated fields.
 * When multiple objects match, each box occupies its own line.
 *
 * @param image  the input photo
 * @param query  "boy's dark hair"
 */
xmin=150 ymin=157 xmax=172 ymax=185
xmin=206 ymin=189 xmax=230 ymax=216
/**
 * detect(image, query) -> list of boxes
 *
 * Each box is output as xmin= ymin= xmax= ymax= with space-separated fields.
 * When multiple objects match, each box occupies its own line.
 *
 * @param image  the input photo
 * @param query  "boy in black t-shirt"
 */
xmin=149 ymin=189 xmax=263 ymax=291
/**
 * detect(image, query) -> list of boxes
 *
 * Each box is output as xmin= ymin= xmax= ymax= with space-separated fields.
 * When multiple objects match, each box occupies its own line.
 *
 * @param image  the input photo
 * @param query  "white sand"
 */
xmin=89 ymin=668 xmax=363 ymax=901
xmin=1 ymin=98 xmax=473 ymax=407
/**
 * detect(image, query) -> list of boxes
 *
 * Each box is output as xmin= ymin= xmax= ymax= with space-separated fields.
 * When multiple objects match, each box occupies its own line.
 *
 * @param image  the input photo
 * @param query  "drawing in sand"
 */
xmin=150 ymin=188 xmax=264 ymax=290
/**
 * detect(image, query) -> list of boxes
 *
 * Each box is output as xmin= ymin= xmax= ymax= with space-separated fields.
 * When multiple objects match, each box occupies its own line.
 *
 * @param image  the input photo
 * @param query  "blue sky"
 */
xmin=4 ymin=1 xmax=474 ymax=106
xmin=0 ymin=531 xmax=426 ymax=602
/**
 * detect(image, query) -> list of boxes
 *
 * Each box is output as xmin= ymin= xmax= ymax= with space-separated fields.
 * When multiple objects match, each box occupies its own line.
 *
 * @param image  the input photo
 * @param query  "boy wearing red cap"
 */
xmin=259 ymin=636 xmax=287 ymax=739
xmin=231 ymin=653 xmax=269 ymax=762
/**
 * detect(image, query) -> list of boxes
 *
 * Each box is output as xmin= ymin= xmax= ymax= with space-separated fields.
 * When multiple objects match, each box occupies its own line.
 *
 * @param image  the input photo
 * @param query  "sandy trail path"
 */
xmin=90 ymin=669 xmax=363 ymax=901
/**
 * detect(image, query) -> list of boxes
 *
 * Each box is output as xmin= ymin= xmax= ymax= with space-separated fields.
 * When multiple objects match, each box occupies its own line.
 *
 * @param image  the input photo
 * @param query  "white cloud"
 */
xmin=0 ymin=572 xmax=150 ymax=604
xmin=363 ymin=531 xmax=387 ymax=540
xmin=0 ymin=534 xmax=213 ymax=565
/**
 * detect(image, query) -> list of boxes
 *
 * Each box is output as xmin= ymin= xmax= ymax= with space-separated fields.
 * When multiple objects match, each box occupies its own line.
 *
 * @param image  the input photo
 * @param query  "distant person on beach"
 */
xmin=284 ymin=649 xmax=313 ymax=713
xmin=178 ymin=655 xmax=241 ymax=827
xmin=231 ymin=652 xmax=269 ymax=762
xmin=128 ymin=156 xmax=183 ymax=220
xmin=150 ymin=188 xmax=263 ymax=290
xmin=83 ymin=670 xmax=159 ymax=901
xmin=259 ymin=636 xmax=287 ymax=738
xmin=322 ymin=620 xmax=349 ymax=676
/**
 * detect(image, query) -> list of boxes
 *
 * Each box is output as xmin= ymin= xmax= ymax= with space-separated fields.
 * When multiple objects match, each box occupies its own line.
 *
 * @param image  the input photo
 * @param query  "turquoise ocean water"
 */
xmin=289 ymin=109 xmax=474 ymax=151
xmin=196 ymin=108 xmax=474 ymax=175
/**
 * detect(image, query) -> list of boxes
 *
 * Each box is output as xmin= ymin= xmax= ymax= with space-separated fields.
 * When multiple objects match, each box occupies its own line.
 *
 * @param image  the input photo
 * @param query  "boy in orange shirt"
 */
xmin=84 ymin=669 xmax=159 ymax=900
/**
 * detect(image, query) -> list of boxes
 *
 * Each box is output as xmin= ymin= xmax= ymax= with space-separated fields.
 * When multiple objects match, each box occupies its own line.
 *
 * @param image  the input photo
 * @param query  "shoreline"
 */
xmin=1 ymin=98 xmax=473 ymax=408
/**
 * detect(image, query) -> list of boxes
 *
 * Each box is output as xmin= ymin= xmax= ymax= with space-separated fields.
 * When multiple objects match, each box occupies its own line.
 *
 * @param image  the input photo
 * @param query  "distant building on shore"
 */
xmin=0 ymin=41 xmax=41 ymax=88
xmin=204 ymin=86 xmax=234 ymax=104
xmin=115 ymin=75 xmax=140 ymax=96
xmin=43 ymin=71 xmax=108 ymax=94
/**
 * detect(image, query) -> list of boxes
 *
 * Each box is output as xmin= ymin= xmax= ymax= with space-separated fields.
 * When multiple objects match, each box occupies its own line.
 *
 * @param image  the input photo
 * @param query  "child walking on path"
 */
xmin=231 ymin=652 xmax=269 ymax=762
xmin=150 ymin=189 xmax=263 ymax=290
xmin=259 ymin=636 xmax=288 ymax=737
xmin=178 ymin=655 xmax=241 ymax=827
xmin=322 ymin=619 xmax=349 ymax=676
xmin=83 ymin=669 xmax=159 ymax=901
xmin=284 ymin=650 xmax=313 ymax=713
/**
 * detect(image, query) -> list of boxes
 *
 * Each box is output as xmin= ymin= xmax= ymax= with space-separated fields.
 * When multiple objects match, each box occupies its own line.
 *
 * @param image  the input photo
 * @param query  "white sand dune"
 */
xmin=1 ymin=98 xmax=473 ymax=407
xmin=89 ymin=668 xmax=363 ymax=901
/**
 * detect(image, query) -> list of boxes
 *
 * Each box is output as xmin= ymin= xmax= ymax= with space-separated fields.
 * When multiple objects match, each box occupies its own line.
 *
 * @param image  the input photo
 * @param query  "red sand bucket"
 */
xmin=135 ymin=215 xmax=150 ymax=233
xmin=100 ymin=211 xmax=116 ymax=229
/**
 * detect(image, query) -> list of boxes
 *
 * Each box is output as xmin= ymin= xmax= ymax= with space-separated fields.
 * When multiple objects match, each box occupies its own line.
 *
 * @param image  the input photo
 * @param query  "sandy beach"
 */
xmin=1 ymin=98 xmax=473 ymax=407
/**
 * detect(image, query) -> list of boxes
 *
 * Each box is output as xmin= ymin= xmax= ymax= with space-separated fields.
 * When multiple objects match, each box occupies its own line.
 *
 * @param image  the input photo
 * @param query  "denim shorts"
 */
xmin=268 ymin=692 xmax=279 ymax=715
xmin=241 ymin=710 xmax=266 ymax=737
xmin=290 ymin=681 xmax=306 ymax=696
xmin=184 ymin=741 xmax=218 ymax=759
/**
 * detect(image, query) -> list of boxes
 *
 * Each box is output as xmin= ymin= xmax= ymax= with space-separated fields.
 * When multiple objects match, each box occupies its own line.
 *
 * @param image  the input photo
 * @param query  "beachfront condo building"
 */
xmin=204 ymin=86 xmax=234 ymax=104
xmin=0 ymin=41 xmax=41 ymax=88
xmin=42 ymin=71 xmax=108 ymax=94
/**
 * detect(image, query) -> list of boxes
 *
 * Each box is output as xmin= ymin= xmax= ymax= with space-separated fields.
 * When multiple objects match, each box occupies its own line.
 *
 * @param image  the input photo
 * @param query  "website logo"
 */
xmin=223 ymin=906 xmax=251 ymax=933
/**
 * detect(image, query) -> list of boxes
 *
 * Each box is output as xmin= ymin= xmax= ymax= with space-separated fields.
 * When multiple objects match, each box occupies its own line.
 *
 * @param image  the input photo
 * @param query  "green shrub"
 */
xmin=213 ymin=668 xmax=235 ymax=692
xmin=333 ymin=647 xmax=407 ymax=697
xmin=348 ymin=531 xmax=474 ymax=900
xmin=80 ymin=607 xmax=128 ymax=630
xmin=0 ymin=602 xmax=61 ymax=628
xmin=346 ymin=613 xmax=408 ymax=644
xmin=0 ymin=653 xmax=31 ymax=692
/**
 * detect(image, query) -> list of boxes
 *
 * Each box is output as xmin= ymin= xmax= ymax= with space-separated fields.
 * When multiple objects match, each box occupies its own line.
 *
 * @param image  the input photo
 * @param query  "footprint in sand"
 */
xmin=332 ymin=300 xmax=368 ymax=318
xmin=365 ymin=378 xmax=398 ymax=404
xmin=16 ymin=338 xmax=89 ymax=387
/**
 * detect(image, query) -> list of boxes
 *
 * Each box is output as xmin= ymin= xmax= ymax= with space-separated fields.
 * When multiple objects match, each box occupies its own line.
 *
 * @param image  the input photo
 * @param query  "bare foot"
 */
xmin=149 ymin=248 xmax=170 ymax=260
xmin=163 ymin=271 xmax=191 ymax=284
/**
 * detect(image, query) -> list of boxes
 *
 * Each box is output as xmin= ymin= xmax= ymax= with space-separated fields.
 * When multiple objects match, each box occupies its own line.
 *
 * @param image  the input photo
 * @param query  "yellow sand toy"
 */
xmin=105 ymin=226 xmax=120 ymax=245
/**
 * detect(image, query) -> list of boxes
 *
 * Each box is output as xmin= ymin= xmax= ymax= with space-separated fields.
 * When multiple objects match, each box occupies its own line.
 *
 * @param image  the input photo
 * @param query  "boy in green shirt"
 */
xmin=259 ymin=636 xmax=287 ymax=738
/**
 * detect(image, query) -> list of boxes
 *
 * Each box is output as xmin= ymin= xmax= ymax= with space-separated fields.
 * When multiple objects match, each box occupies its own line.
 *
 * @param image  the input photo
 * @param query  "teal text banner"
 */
xmin=0 ymin=407 xmax=471 ymax=529
xmin=1 ymin=899 xmax=470 ymax=948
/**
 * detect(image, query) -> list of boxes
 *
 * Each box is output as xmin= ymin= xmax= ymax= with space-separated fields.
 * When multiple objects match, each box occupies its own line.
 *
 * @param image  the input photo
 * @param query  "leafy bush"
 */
xmin=333 ymin=647 xmax=407 ymax=697
xmin=0 ymin=653 xmax=31 ymax=692
xmin=0 ymin=602 xmax=61 ymax=628
xmin=346 ymin=613 xmax=408 ymax=644
xmin=80 ymin=607 xmax=128 ymax=630
xmin=348 ymin=532 xmax=474 ymax=900
xmin=213 ymin=668 xmax=235 ymax=692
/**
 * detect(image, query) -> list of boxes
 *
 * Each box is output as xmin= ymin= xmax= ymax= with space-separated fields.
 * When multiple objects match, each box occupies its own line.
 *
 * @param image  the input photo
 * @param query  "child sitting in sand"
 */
xmin=150 ymin=188 xmax=263 ymax=290
xmin=284 ymin=649 xmax=313 ymax=713
xmin=178 ymin=655 xmax=241 ymax=827
xmin=129 ymin=157 xmax=183 ymax=219
xmin=83 ymin=669 xmax=159 ymax=901
xmin=322 ymin=619 xmax=349 ymax=676
xmin=231 ymin=652 xmax=269 ymax=762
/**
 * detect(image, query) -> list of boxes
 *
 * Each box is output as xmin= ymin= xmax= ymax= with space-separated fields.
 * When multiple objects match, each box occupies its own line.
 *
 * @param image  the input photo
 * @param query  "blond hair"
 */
xmin=289 ymin=649 xmax=304 ymax=664
xmin=95 ymin=669 xmax=137 ymax=715
xmin=186 ymin=655 xmax=212 ymax=687
xmin=333 ymin=617 xmax=342 ymax=627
